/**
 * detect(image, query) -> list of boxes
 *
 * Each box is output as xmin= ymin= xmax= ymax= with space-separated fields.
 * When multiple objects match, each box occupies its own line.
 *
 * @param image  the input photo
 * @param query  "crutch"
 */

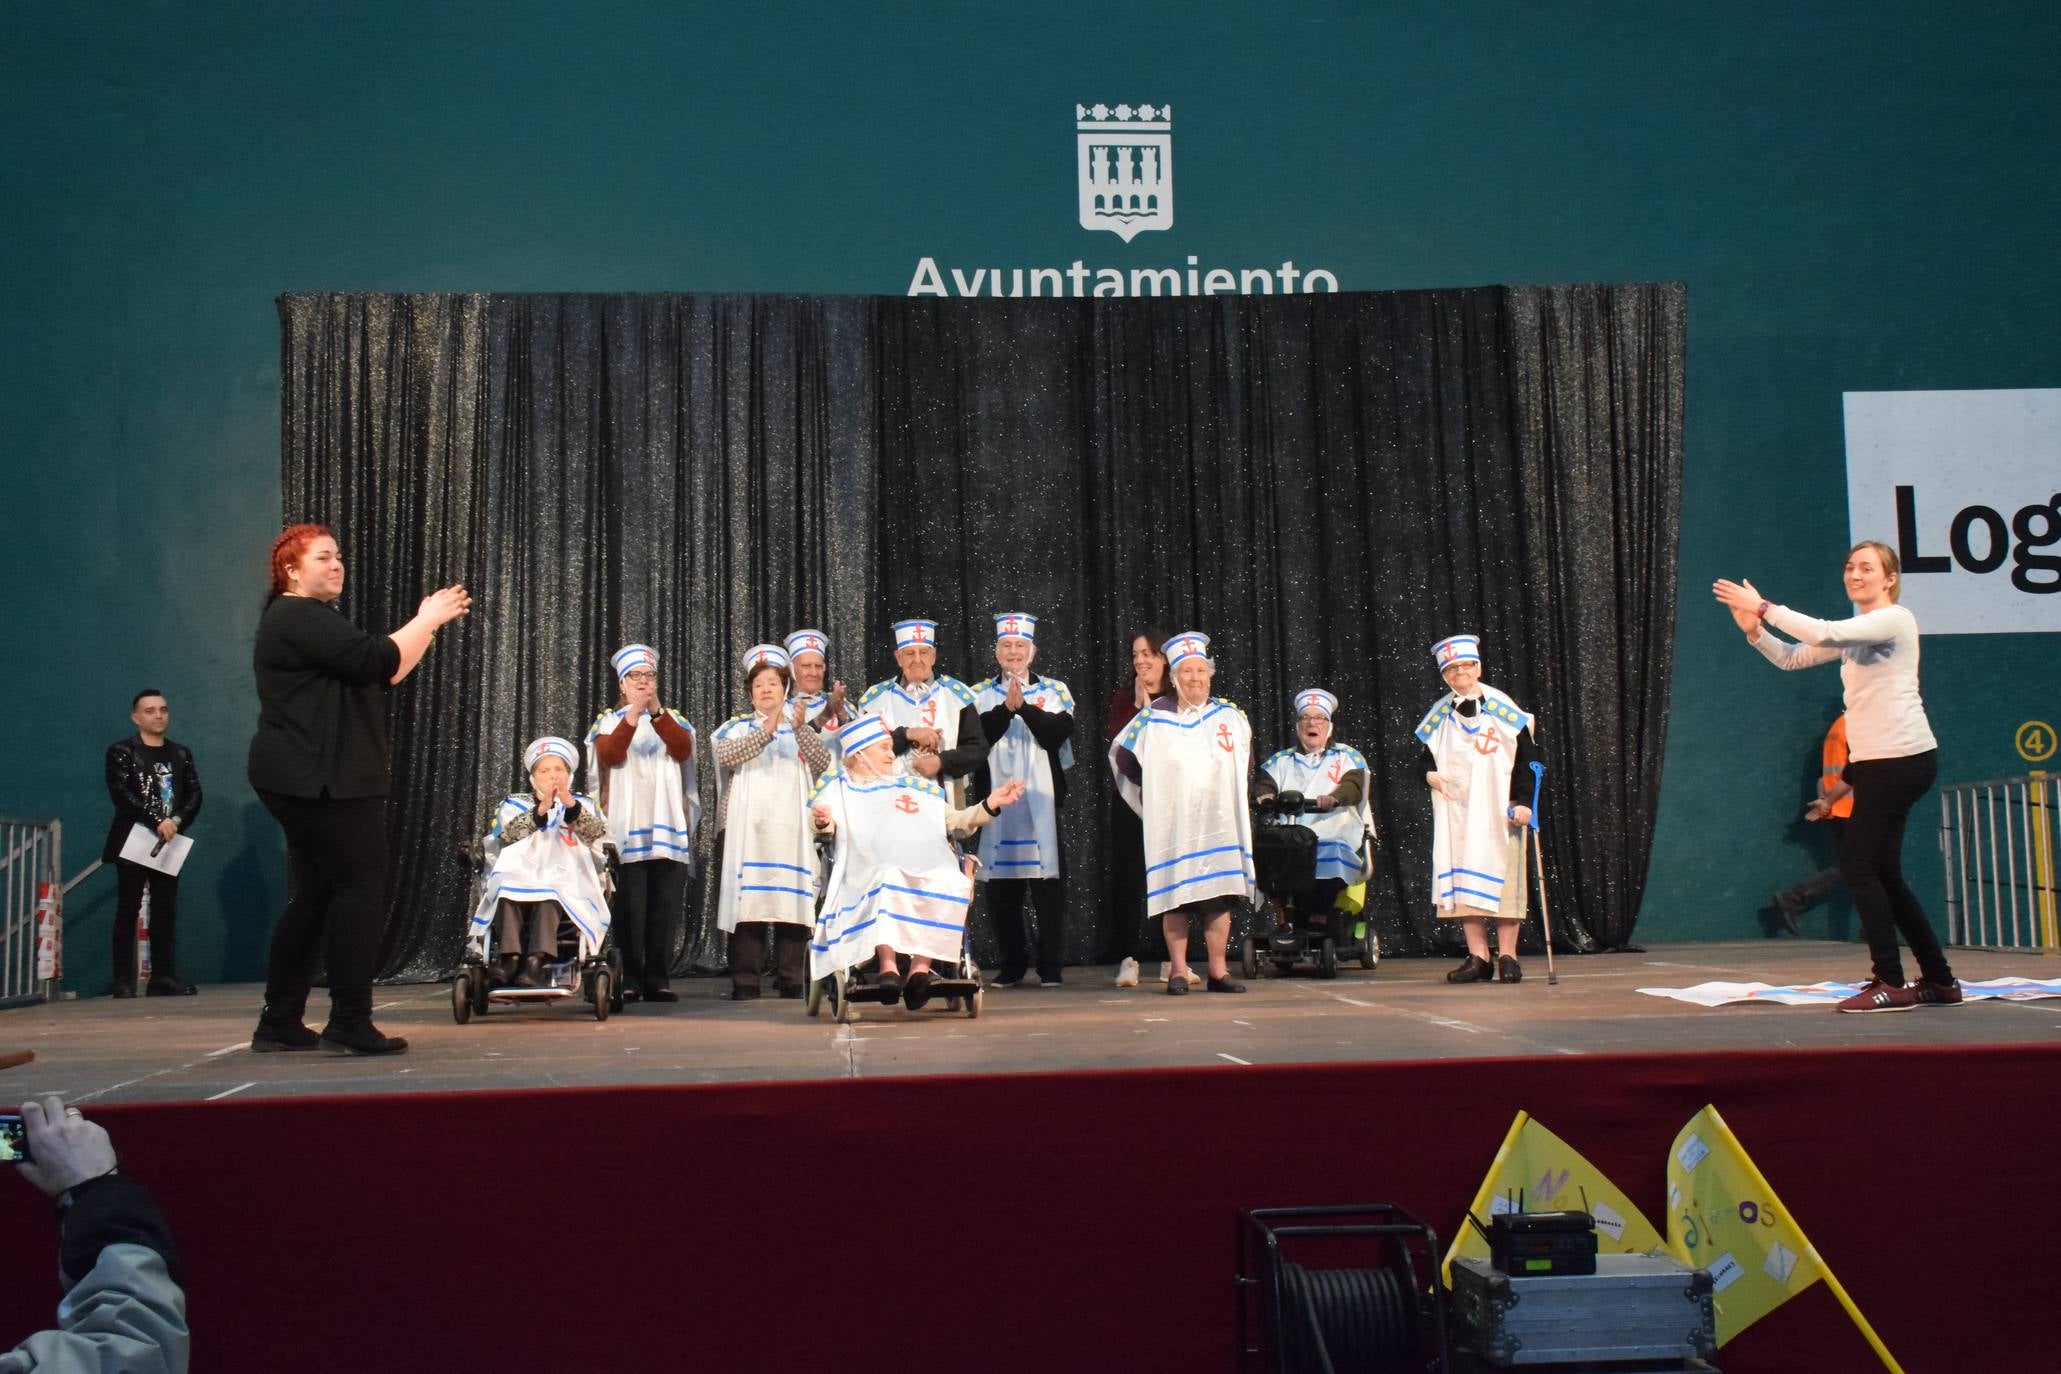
xmin=1526 ymin=760 xmax=1558 ymax=986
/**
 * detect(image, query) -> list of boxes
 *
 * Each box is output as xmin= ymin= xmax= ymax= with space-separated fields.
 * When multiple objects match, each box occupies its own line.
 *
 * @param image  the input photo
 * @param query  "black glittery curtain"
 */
xmin=278 ymin=285 xmax=1683 ymax=982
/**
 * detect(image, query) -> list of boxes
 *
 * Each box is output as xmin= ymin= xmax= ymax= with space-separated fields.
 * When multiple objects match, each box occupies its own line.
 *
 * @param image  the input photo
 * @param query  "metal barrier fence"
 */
xmin=1940 ymin=774 xmax=2061 ymax=953
xmin=2 ymin=817 xmax=65 ymax=1005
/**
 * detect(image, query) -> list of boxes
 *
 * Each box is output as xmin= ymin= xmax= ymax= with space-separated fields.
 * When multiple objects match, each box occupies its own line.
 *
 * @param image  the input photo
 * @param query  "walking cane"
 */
xmin=1527 ymin=761 xmax=1558 ymax=986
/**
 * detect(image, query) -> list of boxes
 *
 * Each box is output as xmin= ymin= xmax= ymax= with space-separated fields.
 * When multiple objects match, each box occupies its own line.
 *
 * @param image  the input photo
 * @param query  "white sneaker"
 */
xmin=1114 ymin=957 xmax=1141 ymax=988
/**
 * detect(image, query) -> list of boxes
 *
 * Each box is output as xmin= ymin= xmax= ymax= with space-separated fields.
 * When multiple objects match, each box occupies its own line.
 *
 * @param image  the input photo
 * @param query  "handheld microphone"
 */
xmin=149 ymin=833 xmax=169 ymax=858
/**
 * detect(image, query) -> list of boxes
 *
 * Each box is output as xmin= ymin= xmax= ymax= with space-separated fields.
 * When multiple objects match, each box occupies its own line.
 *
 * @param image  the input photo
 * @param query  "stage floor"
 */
xmin=5 ymin=939 xmax=2056 ymax=1105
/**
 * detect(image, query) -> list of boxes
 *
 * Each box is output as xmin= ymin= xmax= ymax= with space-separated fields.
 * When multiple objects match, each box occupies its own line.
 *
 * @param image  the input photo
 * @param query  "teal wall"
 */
xmin=5 ymin=2 xmax=2057 ymax=990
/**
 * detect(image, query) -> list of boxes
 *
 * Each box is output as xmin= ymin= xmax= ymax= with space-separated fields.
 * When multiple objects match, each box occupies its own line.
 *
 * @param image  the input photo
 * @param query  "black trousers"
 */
xmin=112 ymin=861 xmax=180 ymax=986
xmin=258 ymin=790 xmax=388 ymax=1023
xmin=1775 ymin=818 xmax=1847 ymax=917
xmin=729 ymin=922 xmax=809 ymax=991
xmin=613 ymin=859 xmax=689 ymax=992
xmin=1839 ymin=750 xmax=1953 ymax=986
xmin=1282 ymin=878 xmax=1346 ymax=929
xmin=1102 ymin=806 xmax=1161 ymax=962
xmin=988 ymin=876 xmax=1066 ymax=978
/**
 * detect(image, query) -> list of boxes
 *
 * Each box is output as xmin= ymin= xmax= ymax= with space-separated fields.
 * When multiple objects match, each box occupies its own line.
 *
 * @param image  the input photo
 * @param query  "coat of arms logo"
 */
xmin=1077 ymin=103 xmax=1172 ymax=241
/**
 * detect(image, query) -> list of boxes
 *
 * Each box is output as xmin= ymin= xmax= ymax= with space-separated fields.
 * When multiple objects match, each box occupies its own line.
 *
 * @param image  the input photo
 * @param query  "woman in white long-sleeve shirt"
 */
xmin=1715 ymin=540 xmax=1960 ymax=1013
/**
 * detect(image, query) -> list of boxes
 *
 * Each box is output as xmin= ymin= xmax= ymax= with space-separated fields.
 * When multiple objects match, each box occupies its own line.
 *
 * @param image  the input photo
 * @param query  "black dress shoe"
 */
xmin=145 ymin=978 xmax=198 ymax=996
xmin=1205 ymin=975 xmax=1247 ymax=994
xmin=110 ymin=982 xmax=137 ymax=1000
xmin=1496 ymin=956 xmax=1523 ymax=984
xmin=992 ymin=967 xmax=1027 ymax=988
xmin=873 ymin=971 xmax=902 ymax=1006
xmin=902 ymin=970 xmax=936 ymax=1010
xmin=643 ymin=986 xmax=679 ymax=1003
xmin=1446 ymin=955 xmax=1494 ymax=984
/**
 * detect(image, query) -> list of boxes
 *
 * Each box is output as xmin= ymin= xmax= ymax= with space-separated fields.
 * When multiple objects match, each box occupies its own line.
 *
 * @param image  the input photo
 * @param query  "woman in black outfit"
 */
xmin=247 ymin=523 xmax=470 ymax=1055
xmin=1102 ymin=627 xmax=1170 ymax=975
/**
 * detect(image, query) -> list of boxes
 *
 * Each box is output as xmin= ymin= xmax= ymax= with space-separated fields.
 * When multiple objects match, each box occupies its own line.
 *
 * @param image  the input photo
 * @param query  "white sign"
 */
xmin=1844 ymin=388 xmax=2061 ymax=634
xmin=905 ymin=102 xmax=1340 ymax=297
xmin=1077 ymin=103 xmax=1172 ymax=241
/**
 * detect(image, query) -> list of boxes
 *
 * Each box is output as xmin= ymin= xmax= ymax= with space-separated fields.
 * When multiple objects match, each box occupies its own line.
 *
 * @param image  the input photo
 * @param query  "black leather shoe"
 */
xmin=1205 ymin=975 xmax=1247 ymax=994
xmin=515 ymin=953 xmax=547 ymax=988
xmin=319 ymin=1022 xmax=409 ymax=1056
xmin=643 ymin=985 xmax=679 ymax=1003
xmin=1447 ymin=956 xmax=1494 ymax=984
xmin=146 ymin=978 xmax=197 ymax=996
xmin=732 ymin=985 xmax=761 ymax=1001
xmin=1497 ymin=956 xmax=1523 ymax=984
xmin=902 ymin=970 xmax=936 ymax=1011
xmin=110 ymin=982 xmax=137 ymax=999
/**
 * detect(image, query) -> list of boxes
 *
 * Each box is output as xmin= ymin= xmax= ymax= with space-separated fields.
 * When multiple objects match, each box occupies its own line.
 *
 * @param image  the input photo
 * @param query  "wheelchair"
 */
xmin=803 ymin=835 xmax=985 ymax=1023
xmin=1242 ymin=791 xmax=1381 ymax=979
xmin=449 ymin=831 xmax=625 ymax=1023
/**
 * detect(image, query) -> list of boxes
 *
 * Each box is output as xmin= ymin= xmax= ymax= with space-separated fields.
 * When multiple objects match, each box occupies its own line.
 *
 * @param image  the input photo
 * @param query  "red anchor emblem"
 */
xmin=894 ymin=794 xmax=920 ymax=814
xmin=922 ymin=699 xmax=938 ymax=727
xmin=1326 ymin=758 xmax=1344 ymax=784
xmin=1472 ymin=734 xmax=1500 ymax=756
xmin=1216 ymin=723 xmax=1235 ymax=754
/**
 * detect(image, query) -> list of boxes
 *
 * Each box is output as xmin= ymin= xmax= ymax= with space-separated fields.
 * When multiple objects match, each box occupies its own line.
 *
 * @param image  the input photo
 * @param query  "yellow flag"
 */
xmin=1443 ymin=1111 xmax=1665 ymax=1283
xmin=1663 ymin=1105 xmax=1828 ymax=1346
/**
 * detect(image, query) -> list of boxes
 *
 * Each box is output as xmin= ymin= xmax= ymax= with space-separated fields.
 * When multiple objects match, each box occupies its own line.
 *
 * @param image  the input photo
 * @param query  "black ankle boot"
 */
xmin=252 ymin=1005 xmax=321 ymax=1052
xmin=320 ymin=989 xmax=408 ymax=1056
xmin=492 ymin=954 xmax=520 ymax=987
xmin=516 ymin=952 xmax=547 ymax=988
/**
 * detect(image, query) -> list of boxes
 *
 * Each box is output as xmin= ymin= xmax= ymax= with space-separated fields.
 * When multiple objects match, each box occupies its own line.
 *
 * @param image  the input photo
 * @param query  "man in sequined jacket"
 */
xmin=101 ymin=690 xmax=202 ymax=998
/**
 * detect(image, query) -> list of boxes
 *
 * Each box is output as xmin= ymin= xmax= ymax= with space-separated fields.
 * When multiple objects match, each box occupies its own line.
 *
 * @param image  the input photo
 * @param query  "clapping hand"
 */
xmin=904 ymin=727 xmax=942 ymax=750
xmin=1712 ymin=578 xmax=1763 ymax=617
xmin=1004 ymin=674 xmax=1025 ymax=711
xmin=988 ymin=779 xmax=1028 ymax=809
xmin=419 ymin=584 xmax=473 ymax=626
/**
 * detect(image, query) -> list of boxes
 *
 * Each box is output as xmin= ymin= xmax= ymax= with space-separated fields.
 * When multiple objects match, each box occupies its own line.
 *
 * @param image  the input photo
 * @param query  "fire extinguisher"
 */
xmin=34 ymin=880 xmax=63 ymax=981
xmin=137 ymin=886 xmax=153 ymax=983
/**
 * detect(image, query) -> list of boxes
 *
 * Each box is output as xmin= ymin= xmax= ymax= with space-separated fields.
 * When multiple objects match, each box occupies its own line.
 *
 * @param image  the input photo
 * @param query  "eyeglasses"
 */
xmin=623 ymin=670 xmax=657 ymax=683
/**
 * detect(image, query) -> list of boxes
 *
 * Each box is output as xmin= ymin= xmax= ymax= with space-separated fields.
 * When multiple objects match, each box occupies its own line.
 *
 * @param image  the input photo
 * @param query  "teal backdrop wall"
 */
xmin=5 ymin=2 xmax=2057 ymax=992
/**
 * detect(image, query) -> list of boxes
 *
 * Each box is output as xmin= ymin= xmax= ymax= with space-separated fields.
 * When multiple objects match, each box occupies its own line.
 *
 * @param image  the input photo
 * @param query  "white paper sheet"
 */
xmin=119 ymin=823 xmax=192 ymax=876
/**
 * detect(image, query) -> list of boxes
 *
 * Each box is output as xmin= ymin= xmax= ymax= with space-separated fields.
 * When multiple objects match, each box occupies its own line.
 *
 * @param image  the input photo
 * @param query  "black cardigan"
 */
xmin=246 ymin=595 xmax=403 ymax=799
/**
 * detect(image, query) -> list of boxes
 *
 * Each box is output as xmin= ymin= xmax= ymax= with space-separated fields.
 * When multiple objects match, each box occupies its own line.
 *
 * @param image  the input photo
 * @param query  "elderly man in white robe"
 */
xmin=809 ymin=714 xmax=1025 ymax=1009
xmin=1416 ymin=634 xmax=1539 ymax=984
xmin=1109 ymin=630 xmax=1253 ymax=995
xmin=472 ymin=736 xmax=611 ymax=988
xmin=713 ymin=644 xmax=833 ymax=1000
xmin=783 ymin=627 xmax=849 ymax=734
xmin=1253 ymin=688 xmax=1376 ymax=937
xmin=972 ymin=612 xmax=1076 ymax=988
xmin=856 ymin=618 xmax=989 ymax=808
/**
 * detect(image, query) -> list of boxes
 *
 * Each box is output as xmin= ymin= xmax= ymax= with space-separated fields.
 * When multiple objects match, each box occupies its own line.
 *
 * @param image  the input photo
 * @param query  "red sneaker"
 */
xmin=1836 ymin=980 xmax=1920 ymax=1013
xmin=1912 ymin=977 xmax=1965 ymax=1007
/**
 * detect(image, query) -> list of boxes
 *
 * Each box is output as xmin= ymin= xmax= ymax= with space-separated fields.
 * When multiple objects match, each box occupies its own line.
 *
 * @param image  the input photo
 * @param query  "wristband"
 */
xmin=983 ymin=800 xmax=999 ymax=816
xmin=1756 ymin=600 xmax=1772 ymax=620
